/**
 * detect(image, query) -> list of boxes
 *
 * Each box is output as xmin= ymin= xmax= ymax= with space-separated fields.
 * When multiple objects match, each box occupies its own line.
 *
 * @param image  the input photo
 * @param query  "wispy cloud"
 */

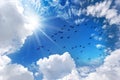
xmin=86 ymin=0 xmax=120 ymax=25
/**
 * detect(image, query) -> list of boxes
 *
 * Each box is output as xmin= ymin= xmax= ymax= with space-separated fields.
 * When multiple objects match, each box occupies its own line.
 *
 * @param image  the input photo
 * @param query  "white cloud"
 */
xmin=0 ymin=0 xmax=39 ymax=80
xmin=60 ymin=69 xmax=80 ymax=80
xmin=115 ymin=0 xmax=120 ymax=7
xmin=0 ymin=64 xmax=34 ymax=80
xmin=36 ymin=49 xmax=120 ymax=80
xmin=86 ymin=0 xmax=120 ymax=25
xmin=0 ymin=0 xmax=39 ymax=55
xmin=0 ymin=55 xmax=34 ymax=80
xmin=96 ymin=44 xmax=105 ymax=49
xmin=37 ymin=52 xmax=80 ymax=80
xmin=0 ymin=55 xmax=11 ymax=69
xmin=87 ymin=1 xmax=111 ymax=17
xmin=84 ymin=49 xmax=120 ymax=80
xmin=75 ymin=18 xmax=85 ymax=24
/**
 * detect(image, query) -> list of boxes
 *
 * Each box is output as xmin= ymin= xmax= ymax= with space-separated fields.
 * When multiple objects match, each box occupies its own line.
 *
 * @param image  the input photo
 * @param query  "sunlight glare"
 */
xmin=25 ymin=12 xmax=41 ymax=32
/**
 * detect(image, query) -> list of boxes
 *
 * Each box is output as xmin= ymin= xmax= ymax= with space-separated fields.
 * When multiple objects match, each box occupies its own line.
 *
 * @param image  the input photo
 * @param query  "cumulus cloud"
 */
xmin=60 ymin=69 xmax=80 ymax=80
xmin=0 ymin=55 xmax=34 ymax=80
xmin=36 ymin=52 xmax=80 ymax=80
xmin=86 ymin=0 xmax=120 ymax=25
xmin=0 ymin=0 xmax=39 ymax=55
xmin=0 ymin=0 xmax=38 ymax=80
xmin=0 ymin=55 xmax=11 ymax=68
xmin=84 ymin=49 xmax=120 ymax=80
xmin=36 ymin=49 xmax=120 ymax=80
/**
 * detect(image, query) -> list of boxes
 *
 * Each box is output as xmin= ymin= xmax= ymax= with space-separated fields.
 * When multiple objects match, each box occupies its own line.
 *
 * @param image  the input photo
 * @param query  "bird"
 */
xmin=84 ymin=23 xmax=87 ymax=25
xmin=40 ymin=46 xmax=44 ymax=48
xmin=63 ymin=46 xmax=66 ymax=48
xmin=70 ymin=25 xmax=74 ymax=28
xmin=63 ymin=25 xmax=66 ymax=27
xmin=36 ymin=47 xmax=40 ymax=50
xmin=80 ymin=50 xmax=83 ymax=53
xmin=89 ymin=37 xmax=92 ymax=39
xmin=77 ymin=24 xmax=80 ymax=26
xmin=99 ymin=32 xmax=103 ymax=36
xmin=88 ymin=42 xmax=91 ymax=45
xmin=49 ymin=53 xmax=52 ymax=55
xmin=79 ymin=45 xmax=82 ymax=47
xmin=51 ymin=35 xmax=54 ymax=37
xmin=71 ymin=47 xmax=74 ymax=49
xmin=99 ymin=54 xmax=102 ymax=56
xmin=82 ymin=46 xmax=85 ymax=48
xmin=93 ymin=26 xmax=97 ymax=29
xmin=76 ymin=57 xmax=79 ymax=59
xmin=75 ymin=46 xmax=77 ymax=48
xmin=58 ymin=31 xmax=63 ymax=33
xmin=67 ymin=36 xmax=70 ymax=39
xmin=54 ymin=39 xmax=56 ymax=42
xmin=88 ymin=58 xmax=91 ymax=60
xmin=47 ymin=49 xmax=50 ymax=51
xmin=74 ymin=30 xmax=77 ymax=32
xmin=60 ymin=36 xmax=63 ymax=39
xmin=54 ymin=33 xmax=57 ymax=35
xmin=67 ymin=29 xmax=70 ymax=31
xmin=90 ymin=26 xmax=93 ymax=29
xmin=61 ymin=28 xmax=64 ymax=30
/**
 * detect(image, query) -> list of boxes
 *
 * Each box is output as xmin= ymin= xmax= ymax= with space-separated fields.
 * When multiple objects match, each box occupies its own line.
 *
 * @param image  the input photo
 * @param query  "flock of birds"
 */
xmin=35 ymin=19 xmax=106 ymax=61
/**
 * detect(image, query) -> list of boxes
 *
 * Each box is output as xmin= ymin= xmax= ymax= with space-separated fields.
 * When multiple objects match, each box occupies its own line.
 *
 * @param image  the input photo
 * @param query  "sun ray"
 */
xmin=38 ymin=29 xmax=59 ymax=46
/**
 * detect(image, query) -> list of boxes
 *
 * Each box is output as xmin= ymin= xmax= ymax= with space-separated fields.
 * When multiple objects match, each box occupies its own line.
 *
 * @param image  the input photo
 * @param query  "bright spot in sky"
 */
xmin=25 ymin=13 xmax=40 ymax=32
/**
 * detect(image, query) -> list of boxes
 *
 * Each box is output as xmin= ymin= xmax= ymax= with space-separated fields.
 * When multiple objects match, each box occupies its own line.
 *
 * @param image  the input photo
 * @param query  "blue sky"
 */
xmin=0 ymin=0 xmax=120 ymax=80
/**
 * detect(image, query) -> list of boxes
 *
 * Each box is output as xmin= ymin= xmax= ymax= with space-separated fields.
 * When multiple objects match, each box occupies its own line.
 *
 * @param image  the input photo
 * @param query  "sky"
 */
xmin=0 ymin=0 xmax=120 ymax=80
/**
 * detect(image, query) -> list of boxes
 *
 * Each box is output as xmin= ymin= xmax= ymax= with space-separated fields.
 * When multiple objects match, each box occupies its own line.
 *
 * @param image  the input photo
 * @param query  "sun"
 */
xmin=25 ymin=13 xmax=41 ymax=32
xmin=21 ymin=0 xmax=43 ymax=32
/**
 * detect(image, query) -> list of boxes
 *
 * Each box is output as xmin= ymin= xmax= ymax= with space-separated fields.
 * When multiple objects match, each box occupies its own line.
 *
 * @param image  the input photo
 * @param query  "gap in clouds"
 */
xmin=9 ymin=16 xmax=107 ymax=67
xmin=3 ymin=0 xmax=120 ymax=80
xmin=10 ymin=0 xmax=119 ymax=68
